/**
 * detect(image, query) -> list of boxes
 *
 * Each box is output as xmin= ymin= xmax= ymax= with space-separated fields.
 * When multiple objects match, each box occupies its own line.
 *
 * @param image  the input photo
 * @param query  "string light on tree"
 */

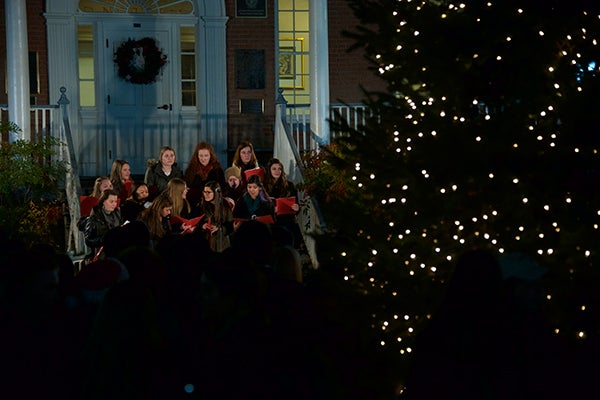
xmin=302 ymin=0 xmax=600 ymax=381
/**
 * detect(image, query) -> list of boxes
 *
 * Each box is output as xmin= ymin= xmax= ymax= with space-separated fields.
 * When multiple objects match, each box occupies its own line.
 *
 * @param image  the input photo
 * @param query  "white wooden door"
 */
xmin=104 ymin=27 xmax=173 ymax=175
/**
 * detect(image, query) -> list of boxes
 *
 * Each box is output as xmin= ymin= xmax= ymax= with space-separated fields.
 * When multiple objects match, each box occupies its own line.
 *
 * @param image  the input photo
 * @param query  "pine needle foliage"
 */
xmin=304 ymin=0 xmax=600 ymax=378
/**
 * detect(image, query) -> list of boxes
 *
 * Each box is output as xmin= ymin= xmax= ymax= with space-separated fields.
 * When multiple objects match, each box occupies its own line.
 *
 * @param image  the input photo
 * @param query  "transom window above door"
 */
xmin=78 ymin=0 xmax=194 ymax=14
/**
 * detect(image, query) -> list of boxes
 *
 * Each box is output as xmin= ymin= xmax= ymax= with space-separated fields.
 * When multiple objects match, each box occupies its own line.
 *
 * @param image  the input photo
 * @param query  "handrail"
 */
xmin=274 ymin=91 xmax=331 ymax=269
xmin=1 ymin=88 xmax=85 ymax=257
xmin=278 ymin=110 xmax=329 ymax=236
xmin=57 ymin=87 xmax=85 ymax=257
xmin=284 ymin=102 xmax=368 ymax=153
xmin=1 ymin=103 xmax=60 ymax=142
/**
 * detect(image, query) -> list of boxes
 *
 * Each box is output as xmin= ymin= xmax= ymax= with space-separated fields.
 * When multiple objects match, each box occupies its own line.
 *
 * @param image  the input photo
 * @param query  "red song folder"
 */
xmin=275 ymin=197 xmax=297 ymax=215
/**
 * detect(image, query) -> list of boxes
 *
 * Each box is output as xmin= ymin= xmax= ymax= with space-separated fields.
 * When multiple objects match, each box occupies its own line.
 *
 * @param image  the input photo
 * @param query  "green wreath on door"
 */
xmin=114 ymin=37 xmax=167 ymax=84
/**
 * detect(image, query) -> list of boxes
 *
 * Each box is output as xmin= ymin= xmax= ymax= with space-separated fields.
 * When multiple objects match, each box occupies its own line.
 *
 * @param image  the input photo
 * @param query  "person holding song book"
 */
xmin=184 ymin=141 xmax=226 ymax=206
xmin=164 ymin=178 xmax=192 ymax=218
xmin=84 ymin=189 xmax=123 ymax=262
xmin=264 ymin=158 xmax=299 ymax=206
xmin=233 ymin=174 xmax=275 ymax=230
xmin=232 ymin=141 xmax=265 ymax=189
xmin=264 ymin=158 xmax=303 ymax=249
xmin=138 ymin=192 xmax=174 ymax=247
xmin=196 ymin=181 xmax=234 ymax=252
xmin=163 ymin=178 xmax=196 ymax=234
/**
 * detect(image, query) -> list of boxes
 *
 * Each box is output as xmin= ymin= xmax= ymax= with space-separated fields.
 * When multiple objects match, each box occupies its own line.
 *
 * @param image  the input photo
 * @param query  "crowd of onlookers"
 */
xmin=1 ymin=141 xmax=596 ymax=399
xmin=2 ymin=222 xmax=595 ymax=399
xmin=0 ymin=140 xmax=397 ymax=399
xmin=0 ymin=219 xmax=399 ymax=399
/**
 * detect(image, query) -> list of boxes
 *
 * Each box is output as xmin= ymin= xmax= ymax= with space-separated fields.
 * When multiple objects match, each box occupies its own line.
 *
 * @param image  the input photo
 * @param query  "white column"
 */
xmin=5 ymin=0 xmax=30 ymax=142
xmin=44 ymin=10 xmax=79 ymax=156
xmin=199 ymin=16 xmax=229 ymax=161
xmin=44 ymin=13 xmax=78 ymax=109
xmin=309 ymin=0 xmax=330 ymax=145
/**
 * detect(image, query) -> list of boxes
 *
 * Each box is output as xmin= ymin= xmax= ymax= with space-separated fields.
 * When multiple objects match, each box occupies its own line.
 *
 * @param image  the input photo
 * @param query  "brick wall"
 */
xmin=328 ymin=0 xmax=387 ymax=103
xmin=225 ymin=0 xmax=276 ymax=154
xmin=27 ymin=0 xmax=49 ymax=105
xmin=224 ymin=0 xmax=385 ymax=153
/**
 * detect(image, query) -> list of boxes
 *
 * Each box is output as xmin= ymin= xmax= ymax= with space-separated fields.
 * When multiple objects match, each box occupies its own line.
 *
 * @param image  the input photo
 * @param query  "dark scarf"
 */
xmin=101 ymin=207 xmax=120 ymax=229
xmin=196 ymin=164 xmax=213 ymax=180
xmin=268 ymin=178 xmax=289 ymax=198
xmin=244 ymin=194 xmax=261 ymax=216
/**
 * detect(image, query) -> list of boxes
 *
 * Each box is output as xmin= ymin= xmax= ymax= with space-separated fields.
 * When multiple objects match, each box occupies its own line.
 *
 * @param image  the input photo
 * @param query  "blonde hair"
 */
xmin=158 ymin=146 xmax=176 ymax=164
xmin=91 ymin=176 xmax=111 ymax=198
xmin=165 ymin=178 xmax=191 ymax=217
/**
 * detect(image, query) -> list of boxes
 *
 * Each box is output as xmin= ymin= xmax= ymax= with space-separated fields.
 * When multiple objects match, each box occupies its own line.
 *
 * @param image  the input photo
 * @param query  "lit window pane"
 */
xmin=294 ymin=11 xmax=309 ymax=31
xmin=78 ymin=54 xmax=94 ymax=79
xmin=78 ymin=25 xmax=95 ymax=107
xmin=79 ymin=82 xmax=95 ymax=107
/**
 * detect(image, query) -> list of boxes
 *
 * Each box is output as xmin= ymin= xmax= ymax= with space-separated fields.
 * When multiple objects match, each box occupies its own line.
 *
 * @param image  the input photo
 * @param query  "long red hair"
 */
xmin=184 ymin=142 xmax=222 ymax=183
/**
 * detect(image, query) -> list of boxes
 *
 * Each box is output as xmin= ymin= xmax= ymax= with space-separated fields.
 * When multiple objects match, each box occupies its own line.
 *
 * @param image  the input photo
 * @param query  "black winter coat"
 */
xmin=84 ymin=206 xmax=122 ymax=255
xmin=144 ymin=161 xmax=184 ymax=198
xmin=186 ymin=167 xmax=226 ymax=206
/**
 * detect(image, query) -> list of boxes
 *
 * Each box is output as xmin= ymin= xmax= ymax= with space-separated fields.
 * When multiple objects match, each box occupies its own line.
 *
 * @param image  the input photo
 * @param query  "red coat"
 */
xmin=79 ymin=196 xmax=99 ymax=217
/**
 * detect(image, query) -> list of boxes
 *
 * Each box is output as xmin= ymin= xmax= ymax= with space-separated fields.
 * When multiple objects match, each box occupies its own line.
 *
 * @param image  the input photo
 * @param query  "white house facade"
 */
xmin=2 ymin=0 xmax=382 ymax=177
xmin=43 ymin=0 xmax=228 ymax=176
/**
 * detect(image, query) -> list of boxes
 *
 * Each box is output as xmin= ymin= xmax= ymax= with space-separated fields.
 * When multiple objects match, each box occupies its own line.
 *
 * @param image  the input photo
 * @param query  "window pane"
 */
xmin=279 ymin=0 xmax=294 ymax=10
xmin=181 ymin=54 xmax=195 ymax=80
xmin=181 ymin=41 xmax=195 ymax=52
xmin=279 ymin=11 xmax=293 ymax=27
xmin=278 ymin=0 xmax=311 ymax=106
xmin=78 ymin=25 xmax=95 ymax=107
xmin=294 ymin=11 xmax=309 ymax=31
xmin=295 ymin=0 xmax=309 ymax=10
xmin=79 ymin=82 xmax=95 ymax=107
xmin=78 ymin=54 xmax=94 ymax=79
xmin=181 ymin=82 xmax=196 ymax=106
xmin=180 ymin=26 xmax=196 ymax=107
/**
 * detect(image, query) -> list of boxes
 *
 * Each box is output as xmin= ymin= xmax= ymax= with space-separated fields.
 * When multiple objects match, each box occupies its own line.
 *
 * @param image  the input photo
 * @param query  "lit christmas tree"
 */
xmin=304 ymin=0 xmax=600 ymax=382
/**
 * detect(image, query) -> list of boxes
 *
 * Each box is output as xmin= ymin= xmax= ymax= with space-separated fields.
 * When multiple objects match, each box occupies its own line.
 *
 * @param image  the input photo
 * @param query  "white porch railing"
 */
xmin=284 ymin=101 xmax=370 ymax=153
xmin=1 ymin=87 xmax=84 ymax=257
xmin=274 ymin=90 xmax=369 ymax=268
xmin=274 ymin=99 xmax=326 ymax=269
xmin=330 ymin=102 xmax=370 ymax=135
xmin=1 ymin=104 xmax=60 ymax=142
